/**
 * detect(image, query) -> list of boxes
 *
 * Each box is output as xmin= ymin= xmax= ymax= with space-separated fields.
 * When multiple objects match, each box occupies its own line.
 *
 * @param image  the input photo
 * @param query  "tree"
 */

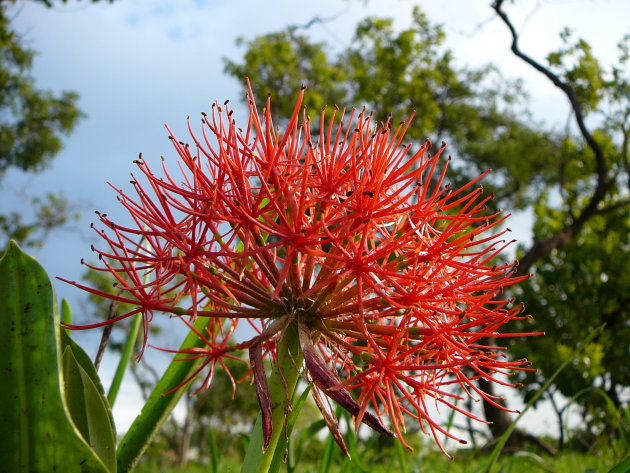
xmin=513 ymin=208 xmax=629 ymax=452
xmin=0 ymin=0 xmax=118 ymax=248
xmin=224 ymin=7 xmax=562 ymax=214
xmin=492 ymin=0 xmax=629 ymax=448
xmin=0 ymin=2 xmax=84 ymax=247
xmin=223 ymin=2 xmax=629 ymax=449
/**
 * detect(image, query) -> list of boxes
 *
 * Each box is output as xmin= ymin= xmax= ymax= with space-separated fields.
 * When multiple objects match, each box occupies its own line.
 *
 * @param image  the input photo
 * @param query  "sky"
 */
xmin=2 ymin=0 xmax=628 ymax=443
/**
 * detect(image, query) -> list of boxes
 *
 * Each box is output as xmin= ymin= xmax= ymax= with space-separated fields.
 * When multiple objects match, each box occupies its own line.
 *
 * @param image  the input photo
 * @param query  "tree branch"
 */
xmin=492 ymin=0 xmax=617 ymax=275
xmin=287 ymin=7 xmax=349 ymax=32
xmin=492 ymin=0 xmax=607 ymax=187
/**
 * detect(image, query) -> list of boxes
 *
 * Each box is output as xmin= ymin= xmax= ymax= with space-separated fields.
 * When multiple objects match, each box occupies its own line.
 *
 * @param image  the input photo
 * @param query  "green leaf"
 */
xmin=61 ymin=332 xmax=117 ymax=472
xmin=0 ymin=240 xmax=113 ymax=472
xmin=608 ymin=457 xmax=630 ymax=473
xmin=116 ymin=316 xmax=212 ymax=473
xmin=318 ymin=432 xmax=336 ymax=473
xmin=61 ymin=297 xmax=72 ymax=328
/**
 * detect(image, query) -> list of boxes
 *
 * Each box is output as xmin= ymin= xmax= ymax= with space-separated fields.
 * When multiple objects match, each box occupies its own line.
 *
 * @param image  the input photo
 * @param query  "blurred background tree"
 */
xmin=513 ymin=207 xmax=629 ymax=453
xmin=0 ymin=0 xmax=116 ymax=248
xmin=0 ymin=2 xmax=83 ymax=247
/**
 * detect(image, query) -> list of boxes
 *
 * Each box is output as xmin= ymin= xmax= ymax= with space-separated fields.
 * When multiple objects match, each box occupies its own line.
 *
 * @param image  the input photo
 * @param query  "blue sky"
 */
xmin=2 ymin=0 xmax=628 ymax=438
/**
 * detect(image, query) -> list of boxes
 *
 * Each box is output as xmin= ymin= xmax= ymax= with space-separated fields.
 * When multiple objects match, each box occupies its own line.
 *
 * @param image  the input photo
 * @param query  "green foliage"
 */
xmin=0 ymin=241 xmax=115 ymax=472
xmin=0 ymin=192 xmax=79 ymax=248
xmin=62 ymin=331 xmax=117 ymax=473
xmin=1 ymin=4 xmax=84 ymax=248
xmin=513 ymin=208 xmax=630 ymax=442
xmin=131 ymin=451 xmax=626 ymax=473
xmin=224 ymin=29 xmax=348 ymax=118
xmin=0 ymin=5 xmax=83 ymax=174
xmin=223 ymin=6 xmax=565 ymax=211
xmin=342 ymin=8 xmax=447 ymax=133
xmin=547 ymin=28 xmax=606 ymax=112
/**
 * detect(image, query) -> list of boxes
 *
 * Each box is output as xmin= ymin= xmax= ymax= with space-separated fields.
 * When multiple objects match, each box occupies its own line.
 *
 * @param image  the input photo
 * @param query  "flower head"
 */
xmin=62 ymin=81 xmax=538 ymax=455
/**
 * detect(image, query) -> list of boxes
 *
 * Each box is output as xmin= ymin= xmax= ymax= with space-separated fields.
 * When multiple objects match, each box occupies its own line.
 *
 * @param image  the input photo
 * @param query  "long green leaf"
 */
xmin=395 ymin=437 xmax=408 ymax=473
xmin=607 ymin=456 xmax=630 ymax=473
xmin=0 ymin=240 xmax=113 ymax=472
xmin=116 ymin=316 xmax=210 ymax=472
xmin=62 ymin=343 xmax=117 ymax=472
xmin=207 ymin=426 xmax=221 ymax=473
xmin=319 ymin=434 xmax=336 ymax=473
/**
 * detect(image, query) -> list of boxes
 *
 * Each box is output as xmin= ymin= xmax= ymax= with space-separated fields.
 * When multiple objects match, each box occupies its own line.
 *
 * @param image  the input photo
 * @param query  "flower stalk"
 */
xmin=241 ymin=322 xmax=303 ymax=473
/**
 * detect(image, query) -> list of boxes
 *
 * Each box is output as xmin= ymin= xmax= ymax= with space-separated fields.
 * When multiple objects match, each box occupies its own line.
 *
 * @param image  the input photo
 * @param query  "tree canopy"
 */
xmin=0 ymin=2 xmax=84 ymax=247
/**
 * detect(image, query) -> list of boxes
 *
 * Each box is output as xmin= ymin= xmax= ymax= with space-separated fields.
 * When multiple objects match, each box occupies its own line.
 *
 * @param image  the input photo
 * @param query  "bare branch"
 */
xmin=94 ymin=297 xmax=119 ymax=370
xmin=287 ymin=7 xmax=349 ymax=32
xmin=597 ymin=197 xmax=630 ymax=215
xmin=492 ymin=0 xmax=618 ymax=275
xmin=492 ymin=0 xmax=607 ymax=188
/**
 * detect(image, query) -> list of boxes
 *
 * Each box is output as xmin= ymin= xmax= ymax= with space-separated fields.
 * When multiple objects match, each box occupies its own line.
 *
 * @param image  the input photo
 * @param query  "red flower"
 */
xmin=61 ymin=81 xmax=539 ymax=455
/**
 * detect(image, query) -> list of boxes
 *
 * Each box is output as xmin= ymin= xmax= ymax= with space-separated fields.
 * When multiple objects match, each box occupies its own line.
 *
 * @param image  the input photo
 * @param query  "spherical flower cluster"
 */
xmin=62 ymin=82 xmax=538 ymax=455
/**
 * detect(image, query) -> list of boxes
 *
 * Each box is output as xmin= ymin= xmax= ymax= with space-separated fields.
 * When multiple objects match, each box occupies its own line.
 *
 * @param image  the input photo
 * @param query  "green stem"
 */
xmin=106 ymin=313 xmax=142 ymax=406
xmin=108 ymin=234 xmax=151 ymax=407
xmin=116 ymin=317 xmax=210 ymax=473
xmin=240 ymin=321 xmax=303 ymax=473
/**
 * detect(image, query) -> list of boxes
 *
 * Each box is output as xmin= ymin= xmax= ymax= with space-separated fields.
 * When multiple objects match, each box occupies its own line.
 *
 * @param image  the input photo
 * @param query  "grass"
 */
xmin=133 ymin=451 xmax=625 ymax=473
